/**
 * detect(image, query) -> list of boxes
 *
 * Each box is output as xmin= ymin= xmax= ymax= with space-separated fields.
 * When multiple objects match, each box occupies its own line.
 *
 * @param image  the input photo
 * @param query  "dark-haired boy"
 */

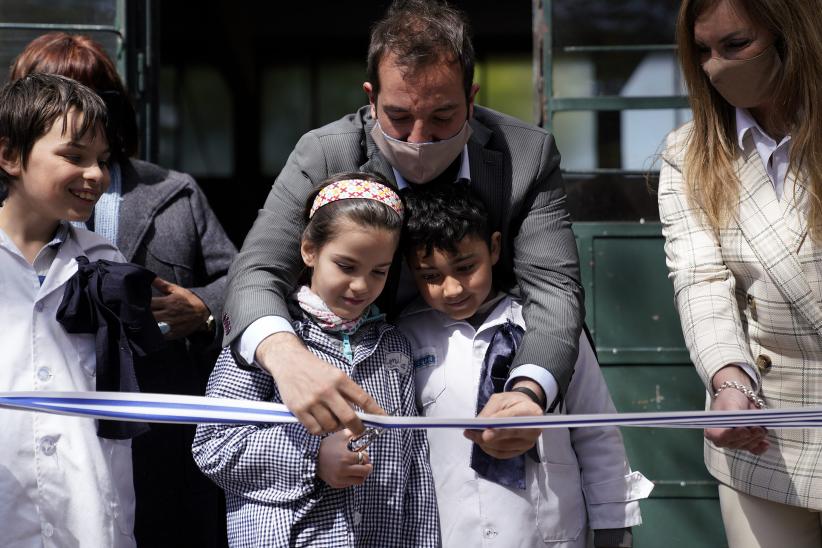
xmin=397 ymin=183 xmax=652 ymax=548
xmin=0 ymin=73 xmax=136 ymax=547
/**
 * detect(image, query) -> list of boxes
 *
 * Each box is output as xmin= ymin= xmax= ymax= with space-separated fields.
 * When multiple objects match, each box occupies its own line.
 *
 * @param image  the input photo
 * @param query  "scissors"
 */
xmin=346 ymin=427 xmax=383 ymax=453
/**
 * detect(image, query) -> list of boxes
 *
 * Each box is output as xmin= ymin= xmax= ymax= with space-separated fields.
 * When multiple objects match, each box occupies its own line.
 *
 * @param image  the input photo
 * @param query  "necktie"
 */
xmin=470 ymin=320 xmax=529 ymax=490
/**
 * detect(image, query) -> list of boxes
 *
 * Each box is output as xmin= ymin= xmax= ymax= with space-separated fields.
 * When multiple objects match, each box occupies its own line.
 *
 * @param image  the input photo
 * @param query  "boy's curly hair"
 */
xmin=402 ymin=182 xmax=491 ymax=257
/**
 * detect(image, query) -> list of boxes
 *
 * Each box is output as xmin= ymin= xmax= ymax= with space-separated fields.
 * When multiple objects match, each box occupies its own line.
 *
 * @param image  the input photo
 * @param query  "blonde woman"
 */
xmin=659 ymin=0 xmax=822 ymax=545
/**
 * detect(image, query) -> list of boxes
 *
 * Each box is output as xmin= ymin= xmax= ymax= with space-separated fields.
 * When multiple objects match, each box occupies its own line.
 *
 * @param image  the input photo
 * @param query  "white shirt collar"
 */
xmin=736 ymin=107 xmax=760 ymax=149
xmin=735 ymin=107 xmax=790 ymax=150
xmin=393 ymin=145 xmax=471 ymax=190
xmin=735 ymin=107 xmax=792 ymax=200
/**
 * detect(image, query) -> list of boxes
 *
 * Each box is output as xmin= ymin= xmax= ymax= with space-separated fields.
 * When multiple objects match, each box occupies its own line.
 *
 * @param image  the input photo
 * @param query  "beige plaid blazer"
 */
xmin=659 ymin=123 xmax=822 ymax=511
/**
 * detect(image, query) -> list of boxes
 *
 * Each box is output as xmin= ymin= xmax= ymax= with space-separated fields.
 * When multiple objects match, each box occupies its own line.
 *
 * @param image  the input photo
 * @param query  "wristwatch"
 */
xmin=510 ymin=386 xmax=545 ymax=408
xmin=204 ymin=314 xmax=215 ymax=333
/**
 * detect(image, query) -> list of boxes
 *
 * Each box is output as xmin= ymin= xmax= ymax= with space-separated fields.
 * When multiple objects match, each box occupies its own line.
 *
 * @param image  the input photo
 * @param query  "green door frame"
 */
xmin=533 ymin=2 xmax=724 ymax=546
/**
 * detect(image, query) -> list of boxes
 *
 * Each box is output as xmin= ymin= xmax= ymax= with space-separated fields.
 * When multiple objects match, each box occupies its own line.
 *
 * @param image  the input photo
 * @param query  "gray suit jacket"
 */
xmin=223 ymin=105 xmax=583 ymax=393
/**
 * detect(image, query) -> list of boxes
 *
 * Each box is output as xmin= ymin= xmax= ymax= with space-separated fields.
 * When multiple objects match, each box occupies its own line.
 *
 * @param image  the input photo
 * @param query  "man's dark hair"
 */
xmin=367 ymin=0 xmax=475 ymax=100
xmin=0 ymin=72 xmax=108 ymax=203
xmin=403 ymin=182 xmax=491 ymax=257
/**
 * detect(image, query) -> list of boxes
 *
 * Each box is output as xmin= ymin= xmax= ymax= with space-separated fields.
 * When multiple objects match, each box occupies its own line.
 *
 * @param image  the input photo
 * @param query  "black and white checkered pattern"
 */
xmin=193 ymin=316 xmax=440 ymax=547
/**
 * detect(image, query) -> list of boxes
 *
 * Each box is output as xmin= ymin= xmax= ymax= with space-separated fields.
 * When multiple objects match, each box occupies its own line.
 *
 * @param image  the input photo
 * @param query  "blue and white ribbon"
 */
xmin=2 ymin=391 xmax=822 ymax=429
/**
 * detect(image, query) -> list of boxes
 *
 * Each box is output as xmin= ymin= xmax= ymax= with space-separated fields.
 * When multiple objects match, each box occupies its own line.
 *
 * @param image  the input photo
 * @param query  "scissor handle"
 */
xmin=346 ymin=427 xmax=383 ymax=452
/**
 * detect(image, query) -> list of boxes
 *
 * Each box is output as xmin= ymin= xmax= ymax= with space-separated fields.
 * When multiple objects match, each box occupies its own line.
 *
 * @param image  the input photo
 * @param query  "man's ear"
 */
xmin=300 ymin=239 xmax=317 ymax=268
xmin=363 ymin=82 xmax=377 ymax=119
xmin=467 ymin=83 xmax=480 ymax=119
xmin=489 ymin=231 xmax=502 ymax=265
xmin=0 ymin=138 xmax=22 ymax=177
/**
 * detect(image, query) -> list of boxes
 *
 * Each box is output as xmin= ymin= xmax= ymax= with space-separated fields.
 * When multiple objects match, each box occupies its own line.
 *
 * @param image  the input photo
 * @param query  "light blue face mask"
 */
xmin=370 ymin=120 xmax=472 ymax=184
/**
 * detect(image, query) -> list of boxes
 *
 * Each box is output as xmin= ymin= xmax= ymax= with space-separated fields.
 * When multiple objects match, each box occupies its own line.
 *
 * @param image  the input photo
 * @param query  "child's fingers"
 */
xmin=348 ymin=450 xmax=369 ymax=466
xmin=347 ymin=463 xmax=373 ymax=480
xmin=327 ymin=464 xmax=373 ymax=489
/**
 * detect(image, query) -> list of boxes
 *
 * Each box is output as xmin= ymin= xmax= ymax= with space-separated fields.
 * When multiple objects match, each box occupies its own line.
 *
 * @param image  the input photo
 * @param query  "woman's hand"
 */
xmin=151 ymin=277 xmax=210 ymax=339
xmin=317 ymin=429 xmax=373 ymax=489
xmin=705 ymin=366 xmax=770 ymax=455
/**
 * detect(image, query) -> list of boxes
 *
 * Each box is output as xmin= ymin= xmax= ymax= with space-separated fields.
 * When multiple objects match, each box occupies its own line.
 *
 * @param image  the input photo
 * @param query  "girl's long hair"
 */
xmin=676 ymin=0 xmax=822 ymax=240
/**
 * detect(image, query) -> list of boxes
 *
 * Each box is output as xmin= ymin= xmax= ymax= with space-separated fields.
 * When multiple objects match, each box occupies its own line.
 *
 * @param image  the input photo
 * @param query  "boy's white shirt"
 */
xmin=398 ymin=294 xmax=653 ymax=547
xmin=0 ymin=224 xmax=136 ymax=548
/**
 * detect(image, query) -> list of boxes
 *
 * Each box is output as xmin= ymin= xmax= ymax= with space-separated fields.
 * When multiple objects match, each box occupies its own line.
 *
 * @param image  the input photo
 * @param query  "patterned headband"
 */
xmin=309 ymin=179 xmax=404 ymax=219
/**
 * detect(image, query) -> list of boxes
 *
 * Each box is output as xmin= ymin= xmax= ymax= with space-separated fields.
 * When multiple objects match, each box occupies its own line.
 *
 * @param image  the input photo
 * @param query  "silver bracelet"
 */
xmin=713 ymin=380 xmax=766 ymax=409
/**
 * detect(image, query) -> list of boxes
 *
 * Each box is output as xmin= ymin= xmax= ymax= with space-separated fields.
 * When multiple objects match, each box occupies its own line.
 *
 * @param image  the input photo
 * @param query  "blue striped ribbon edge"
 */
xmin=2 ymin=391 xmax=822 ymax=429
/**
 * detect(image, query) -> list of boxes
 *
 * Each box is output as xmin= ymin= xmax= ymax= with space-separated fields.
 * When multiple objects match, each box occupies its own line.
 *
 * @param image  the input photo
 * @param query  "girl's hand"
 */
xmin=317 ymin=429 xmax=373 ymax=489
xmin=705 ymin=366 xmax=769 ymax=455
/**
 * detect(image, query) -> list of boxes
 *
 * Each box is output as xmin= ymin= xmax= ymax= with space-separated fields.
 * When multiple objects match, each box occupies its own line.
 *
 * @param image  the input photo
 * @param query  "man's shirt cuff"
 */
xmin=505 ymin=364 xmax=559 ymax=411
xmin=235 ymin=315 xmax=295 ymax=366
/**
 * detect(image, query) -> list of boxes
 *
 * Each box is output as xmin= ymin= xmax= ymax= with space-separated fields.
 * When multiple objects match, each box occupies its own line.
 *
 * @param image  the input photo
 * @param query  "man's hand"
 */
xmin=463 ymin=380 xmax=543 ymax=459
xmin=256 ymin=332 xmax=386 ymax=435
xmin=705 ymin=366 xmax=769 ymax=455
xmin=151 ymin=277 xmax=210 ymax=339
xmin=317 ymin=429 xmax=373 ymax=489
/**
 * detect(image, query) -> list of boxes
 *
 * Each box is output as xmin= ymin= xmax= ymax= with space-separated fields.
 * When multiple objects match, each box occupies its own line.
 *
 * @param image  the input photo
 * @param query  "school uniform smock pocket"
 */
xmin=412 ymin=346 xmax=445 ymax=409
xmin=531 ymin=430 xmax=586 ymax=543
xmin=100 ymin=437 xmax=136 ymax=538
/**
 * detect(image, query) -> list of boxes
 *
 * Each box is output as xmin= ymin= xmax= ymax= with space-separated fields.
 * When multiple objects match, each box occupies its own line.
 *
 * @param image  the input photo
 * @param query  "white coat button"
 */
xmin=39 ymin=436 xmax=57 ymax=456
xmin=43 ymin=522 xmax=54 ymax=537
xmin=37 ymin=367 xmax=52 ymax=382
xmin=35 ymin=302 xmax=44 ymax=312
xmin=352 ymin=511 xmax=362 ymax=525
xmin=483 ymin=528 xmax=497 ymax=539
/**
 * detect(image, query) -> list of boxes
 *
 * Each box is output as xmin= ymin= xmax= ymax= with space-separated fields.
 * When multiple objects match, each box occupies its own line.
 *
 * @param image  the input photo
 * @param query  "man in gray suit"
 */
xmin=223 ymin=0 xmax=583 ymax=456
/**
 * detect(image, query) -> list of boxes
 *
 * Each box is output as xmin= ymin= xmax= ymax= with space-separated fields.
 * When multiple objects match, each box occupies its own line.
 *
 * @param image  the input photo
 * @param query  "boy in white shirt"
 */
xmin=397 ymin=183 xmax=653 ymax=548
xmin=0 ymin=73 xmax=136 ymax=547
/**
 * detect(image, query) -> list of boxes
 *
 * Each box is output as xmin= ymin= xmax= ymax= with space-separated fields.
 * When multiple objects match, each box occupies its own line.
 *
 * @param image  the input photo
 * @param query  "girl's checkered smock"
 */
xmin=192 ymin=315 xmax=440 ymax=547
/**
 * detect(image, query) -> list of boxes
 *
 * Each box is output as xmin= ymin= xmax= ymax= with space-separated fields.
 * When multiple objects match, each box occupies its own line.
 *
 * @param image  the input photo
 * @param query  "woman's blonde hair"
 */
xmin=676 ymin=0 xmax=822 ymax=240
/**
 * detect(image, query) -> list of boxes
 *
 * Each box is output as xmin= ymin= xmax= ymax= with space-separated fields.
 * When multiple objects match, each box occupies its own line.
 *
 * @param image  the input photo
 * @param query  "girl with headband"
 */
xmin=193 ymin=172 xmax=440 ymax=546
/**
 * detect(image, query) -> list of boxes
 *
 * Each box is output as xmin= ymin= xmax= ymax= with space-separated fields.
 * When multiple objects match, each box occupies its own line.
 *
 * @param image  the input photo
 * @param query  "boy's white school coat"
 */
xmin=0 ymin=225 xmax=136 ymax=548
xmin=398 ymin=295 xmax=653 ymax=548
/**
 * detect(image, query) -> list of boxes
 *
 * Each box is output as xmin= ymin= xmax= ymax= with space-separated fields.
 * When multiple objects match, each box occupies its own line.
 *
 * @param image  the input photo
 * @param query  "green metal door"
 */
xmin=535 ymin=1 xmax=726 ymax=545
